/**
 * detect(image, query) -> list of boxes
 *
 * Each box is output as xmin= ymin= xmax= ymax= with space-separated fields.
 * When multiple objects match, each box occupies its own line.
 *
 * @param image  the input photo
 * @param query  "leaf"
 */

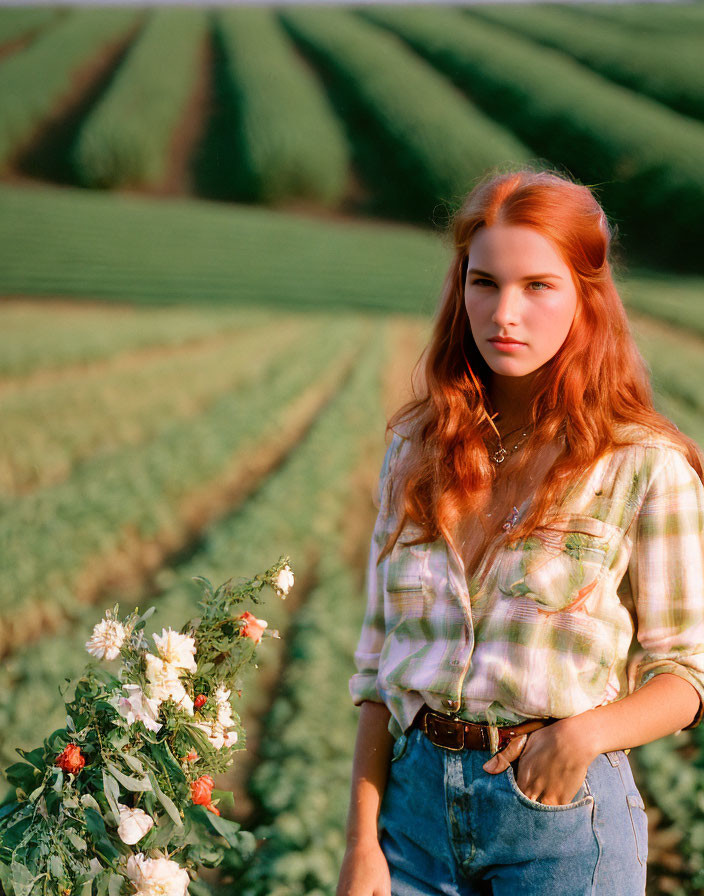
xmin=192 ymin=576 xmax=214 ymax=599
xmin=84 ymin=808 xmax=121 ymax=864
xmin=81 ymin=794 xmax=103 ymax=815
xmin=66 ymin=829 xmax=87 ymax=851
xmin=121 ymin=753 xmax=145 ymax=775
xmin=105 ymin=763 xmax=152 ymax=792
xmin=4 ymin=762 xmax=39 ymax=793
xmin=15 ymin=748 xmax=46 ymax=772
xmin=147 ymin=772 xmax=182 ymax=828
xmin=10 ymin=861 xmax=41 ymax=896
xmin=48 ymin=855 xmax=64 ymax=879
xmin=108 ymin=873 xmax=124 ymax=896
xmin=102 ymin=771 xmax=121 ymax=823
xmin=203 ymin=812 xmax=243 ymax=849
xmin=0 ymin=802 xmax=19 ymax=821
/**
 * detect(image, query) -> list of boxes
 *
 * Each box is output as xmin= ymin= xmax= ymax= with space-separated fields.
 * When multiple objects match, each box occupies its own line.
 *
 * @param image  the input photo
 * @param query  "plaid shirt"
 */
xmin=349 ymin=430 xmax=704 ymax=741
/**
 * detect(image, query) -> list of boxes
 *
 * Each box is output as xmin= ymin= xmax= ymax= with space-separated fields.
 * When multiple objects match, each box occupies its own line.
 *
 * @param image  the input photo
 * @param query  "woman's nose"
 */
xmin=491 ymin=289 xmax=522 ymax=326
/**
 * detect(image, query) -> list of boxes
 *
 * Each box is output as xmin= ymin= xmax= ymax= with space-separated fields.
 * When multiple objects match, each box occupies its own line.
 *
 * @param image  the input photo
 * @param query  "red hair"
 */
xmin=381 ymin=165 xmax=704 ymax=564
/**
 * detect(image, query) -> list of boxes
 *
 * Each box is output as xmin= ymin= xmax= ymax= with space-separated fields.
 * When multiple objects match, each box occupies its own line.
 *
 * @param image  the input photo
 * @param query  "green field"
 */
xmin=2 ymin=4 xmax=704 ymax=894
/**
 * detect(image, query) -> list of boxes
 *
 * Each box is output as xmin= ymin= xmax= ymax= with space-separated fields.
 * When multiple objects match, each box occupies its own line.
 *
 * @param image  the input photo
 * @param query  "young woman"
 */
xmin=337 ymin=167 xmax=704 ymax=895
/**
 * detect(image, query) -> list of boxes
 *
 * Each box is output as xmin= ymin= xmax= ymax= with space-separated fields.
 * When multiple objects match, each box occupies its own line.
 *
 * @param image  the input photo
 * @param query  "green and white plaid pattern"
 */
xmin=350 ymin=430 xmax=704 ymax=741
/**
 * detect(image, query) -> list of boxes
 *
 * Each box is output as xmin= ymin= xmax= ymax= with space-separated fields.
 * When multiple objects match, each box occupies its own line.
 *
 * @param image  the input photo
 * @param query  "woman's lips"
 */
xmin=489 ymin=338 xmax=526 ymax=351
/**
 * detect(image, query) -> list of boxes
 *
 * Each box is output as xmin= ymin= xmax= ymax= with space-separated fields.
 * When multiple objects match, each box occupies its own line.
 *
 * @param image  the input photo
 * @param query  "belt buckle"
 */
xmin=423 ymin=709 xmax=466 ymax=751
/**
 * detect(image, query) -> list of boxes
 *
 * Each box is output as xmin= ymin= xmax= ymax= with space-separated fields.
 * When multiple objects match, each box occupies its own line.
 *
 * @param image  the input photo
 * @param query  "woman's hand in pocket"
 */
xmin=482 ymin=720 xmax=596 ymax=806
xmin=336 ymin=838 xmax=391 ymax=896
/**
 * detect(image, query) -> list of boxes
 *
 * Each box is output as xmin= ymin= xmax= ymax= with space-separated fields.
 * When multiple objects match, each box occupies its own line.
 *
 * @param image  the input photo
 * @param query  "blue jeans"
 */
xmin=378 ymin=727 xmax=647 ymax=895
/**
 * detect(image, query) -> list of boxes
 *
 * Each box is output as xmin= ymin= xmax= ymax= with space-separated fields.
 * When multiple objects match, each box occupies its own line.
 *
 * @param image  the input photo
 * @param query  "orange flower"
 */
xmin=191 ymin=774 xmax=215 ymax=806
xmin=55 ymin=743 xmax=85 ymax=774
xmin=184 ymin=750 xmax=199 ymax=763
xmin=237 ymin=611 xmax=267 ymax=645
xmin=206 ymin=802 xmax=220 ymax=816
xmin=194 ymin=694 xmax=207 ymax=710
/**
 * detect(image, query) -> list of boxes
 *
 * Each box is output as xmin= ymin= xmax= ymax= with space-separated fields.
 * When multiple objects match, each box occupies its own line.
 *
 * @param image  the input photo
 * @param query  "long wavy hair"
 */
xmin=380 ymin=165 xmax=704 ymax=566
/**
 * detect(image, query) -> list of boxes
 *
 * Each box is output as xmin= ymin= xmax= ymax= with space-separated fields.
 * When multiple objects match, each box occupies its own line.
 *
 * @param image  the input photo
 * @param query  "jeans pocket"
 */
xmin=506 ymin=762 xmax=593 ymax=811
xmin=390 ymin=732 xmax=409 ymax=764
xmin=626 ymin=792 xmax=648 ymax=866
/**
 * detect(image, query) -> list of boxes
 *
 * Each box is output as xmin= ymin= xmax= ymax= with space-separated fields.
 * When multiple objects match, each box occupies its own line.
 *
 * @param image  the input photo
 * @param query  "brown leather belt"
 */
xmin=411 ymin=704 xmax=558 ymax=753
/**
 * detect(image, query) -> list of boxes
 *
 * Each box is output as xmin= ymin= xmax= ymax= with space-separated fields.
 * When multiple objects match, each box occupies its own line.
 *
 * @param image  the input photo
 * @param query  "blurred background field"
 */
xmin=1 ymin=3 xmax=703 ymax=894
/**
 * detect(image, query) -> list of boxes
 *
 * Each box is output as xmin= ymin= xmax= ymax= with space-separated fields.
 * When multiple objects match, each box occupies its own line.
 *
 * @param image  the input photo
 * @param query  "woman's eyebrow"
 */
xmin=467 ymin=267 xmax=563 ymax=281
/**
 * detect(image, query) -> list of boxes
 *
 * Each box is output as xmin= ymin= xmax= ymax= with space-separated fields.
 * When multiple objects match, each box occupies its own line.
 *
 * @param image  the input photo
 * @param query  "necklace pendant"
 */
xmin=491 ymin=447 xmax=507 ymax=464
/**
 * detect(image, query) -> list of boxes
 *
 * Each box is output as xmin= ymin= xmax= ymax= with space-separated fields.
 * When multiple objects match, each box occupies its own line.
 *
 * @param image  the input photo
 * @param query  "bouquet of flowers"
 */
xmin=0 ymin=557 xmax=295 ymax=896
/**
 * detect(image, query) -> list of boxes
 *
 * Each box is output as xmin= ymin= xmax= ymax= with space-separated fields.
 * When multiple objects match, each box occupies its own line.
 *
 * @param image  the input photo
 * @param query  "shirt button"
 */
xmin=443 ymin=698 xmax=460 ymax=709
xmin=450 ymin=659 xmax=461 ymax=666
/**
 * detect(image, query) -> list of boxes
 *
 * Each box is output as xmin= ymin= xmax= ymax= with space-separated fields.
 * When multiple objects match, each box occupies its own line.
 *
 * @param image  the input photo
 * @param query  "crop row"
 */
xmin=229 ymin=519 xmax=376 ymax=895
xmin=571 ymin=1 xmax=704 ymax=34
xmin=0 ymin=183 xmax=446 ymax=314
xmin=0 ymin=315 xmax=367 ymax=646
xmin=0 ymin=314 xmax=309 ymax=495
xmin=0 ymin=7 xmax=60 ymax=46
xmin=279 ymin=7 xmax=529 ymax=221
xmin=0 ymin=7 xmax=141 ymax=170
xmin=0 ymin=317 xmax=386 ymax=778
xmin=361 ymin=5 xmax=704 ymax=270
xmin=471 ymin=4 xmax=704 ymax=123
xmin=0 ymin=301 xmax=265 ymax=377
xmin=212 ymin=8 xmax=349 ymax=205
xmin=74 ymin=8 xmax=206 ymax=189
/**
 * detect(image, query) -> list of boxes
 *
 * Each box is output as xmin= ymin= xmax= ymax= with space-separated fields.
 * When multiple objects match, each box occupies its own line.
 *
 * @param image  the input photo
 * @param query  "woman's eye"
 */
xmin=530 ymin=282 xmax=550 ymax=290
xmin=471 ymin=278 xmax=493 ymax=287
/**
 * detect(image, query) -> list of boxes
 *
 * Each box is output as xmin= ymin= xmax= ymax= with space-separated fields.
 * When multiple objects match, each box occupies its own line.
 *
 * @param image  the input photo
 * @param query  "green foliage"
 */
xmin=361 ymin=5 xmax=704 ymax=271
xmin=213 ymin=7 xmax=349 ymax=205
xmin=0 ymin=182 xmax=447 ymax=313
xmin=470 ymin=4 xmax=704 ymax=124
xmin=0 ymin=7 xmax=61 ymax=46
xmin=0 ymin=315 xmax=360 ymax=690
xmin=74 ymin=8 xmax=207 ymax=189
xmin=0 ymin=8 xmax=140 ymax=170
xmin=0 ymin=565 xmax=288 ymax=894
xmin=279 ymin=6 xmax=530 ymax=223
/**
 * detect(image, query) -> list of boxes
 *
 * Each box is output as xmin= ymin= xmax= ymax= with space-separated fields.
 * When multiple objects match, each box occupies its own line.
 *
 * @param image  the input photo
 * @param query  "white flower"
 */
xmin=116 ymin=803 xmax=154 ymax=844
xmin=145 ymin=655 xmax=194 ymax=716
xmin=125 ymin=852 xmax=190 ymax=896
xmin=192 ymin=718 xmax=238 ymax=750
xmin=85 ymin=618 xmax=126 ymax=661
xmin=152 ymin=628 xmax=197 ymax=672
xmin=116 ymin=684 xmax=162 ymax=733
xmin=274 ymin=565 xmax=294 ymax=597
xmin=214 ymin=683 xmax=234 ymax=730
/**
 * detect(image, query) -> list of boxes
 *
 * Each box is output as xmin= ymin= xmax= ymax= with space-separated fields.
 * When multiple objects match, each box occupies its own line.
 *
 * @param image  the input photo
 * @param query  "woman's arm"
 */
xmin=483 ymin=672 xmax=700 ymax=805
xmin=337 ymin=700 xmax=395 ymax=896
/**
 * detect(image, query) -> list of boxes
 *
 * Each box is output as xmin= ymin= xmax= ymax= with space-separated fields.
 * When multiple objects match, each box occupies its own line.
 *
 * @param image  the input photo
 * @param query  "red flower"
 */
xmin=191 ymin=774 xmax=215 ymax=806
xmin=184 ymin=750 xmax=199 ymax=763
xmin=206 ymin=802 xmax=220 ymax=816
xmin=237 ymin=611 xmax=267 ymax=645
xmin=194 ymin=694 xmax=207 ymax=710
xmin=55 ymin=743 xmax=85 ymax=774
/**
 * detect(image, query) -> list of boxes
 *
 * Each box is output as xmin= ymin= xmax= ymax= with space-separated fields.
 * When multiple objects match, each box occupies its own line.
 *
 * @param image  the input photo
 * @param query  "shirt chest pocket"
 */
xmin=498 ymin=514 xmax=621 ymax=613
xmin=384 ymin=539 xmax=433 ymax=624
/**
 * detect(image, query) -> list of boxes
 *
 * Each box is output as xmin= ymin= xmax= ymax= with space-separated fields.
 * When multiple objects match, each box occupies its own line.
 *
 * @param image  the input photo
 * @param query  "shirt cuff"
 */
xmin=349 ymin=672 xmax=383 ymax=706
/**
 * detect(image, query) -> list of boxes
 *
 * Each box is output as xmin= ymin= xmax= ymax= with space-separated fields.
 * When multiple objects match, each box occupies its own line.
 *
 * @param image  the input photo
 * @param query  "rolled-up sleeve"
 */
xmin=348 ymin=433 xmax=402 ymax=707
xmin=629 ymin=447 xmax=704 ymax=730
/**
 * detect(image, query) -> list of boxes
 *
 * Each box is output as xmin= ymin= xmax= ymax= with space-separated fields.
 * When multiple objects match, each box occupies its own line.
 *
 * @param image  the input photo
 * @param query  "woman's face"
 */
xmin=464 ymin=224 xmax=578 ymax=383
